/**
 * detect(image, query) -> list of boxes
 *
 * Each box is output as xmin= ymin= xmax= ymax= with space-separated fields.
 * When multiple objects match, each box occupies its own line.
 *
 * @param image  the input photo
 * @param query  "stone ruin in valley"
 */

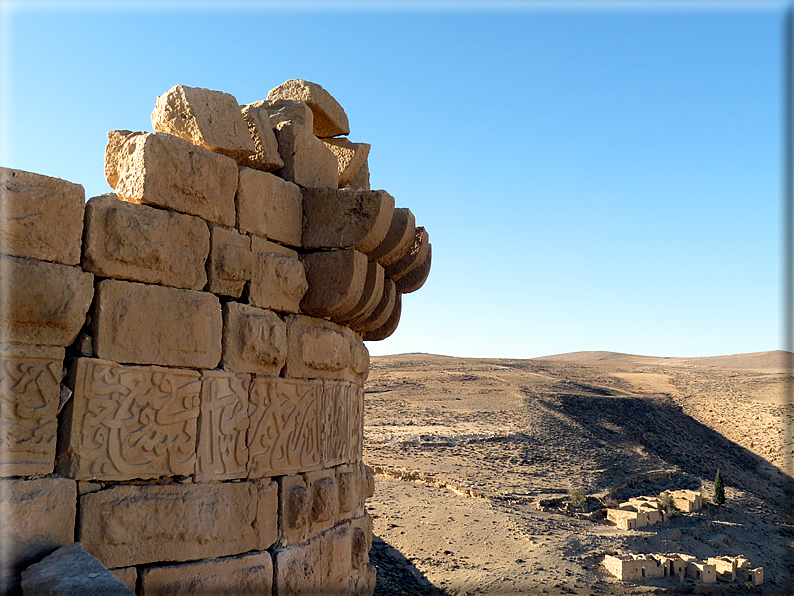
xmin=0 ymin=80 xmax=431 ymax=595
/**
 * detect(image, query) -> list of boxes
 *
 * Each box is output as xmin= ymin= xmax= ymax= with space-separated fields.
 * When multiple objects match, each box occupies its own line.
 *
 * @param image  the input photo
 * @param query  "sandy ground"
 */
xmin=362 ymin=351 xmax=793 ymax=595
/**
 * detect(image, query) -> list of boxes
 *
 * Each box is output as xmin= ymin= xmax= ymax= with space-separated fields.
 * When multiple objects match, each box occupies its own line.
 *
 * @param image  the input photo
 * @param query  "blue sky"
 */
xmin=0 ymin=1 xmax=787 ymax=358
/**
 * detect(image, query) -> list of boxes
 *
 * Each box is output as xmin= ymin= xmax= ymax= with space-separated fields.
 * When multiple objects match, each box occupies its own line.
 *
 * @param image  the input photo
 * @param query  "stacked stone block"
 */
xmin=0 ymin=79 xmax=430 ymax=595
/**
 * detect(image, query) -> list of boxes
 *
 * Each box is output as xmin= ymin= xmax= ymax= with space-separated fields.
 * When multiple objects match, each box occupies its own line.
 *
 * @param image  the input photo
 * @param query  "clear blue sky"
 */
xmin=0 ymin=1 xmax=787 ymax=358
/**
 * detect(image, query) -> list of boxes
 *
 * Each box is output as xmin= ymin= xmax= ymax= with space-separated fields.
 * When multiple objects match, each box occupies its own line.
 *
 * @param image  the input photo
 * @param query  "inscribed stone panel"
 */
xmin=58 ymin=358 xmax=200 ymax=481
xmin=322 ymin=380 xmax=350 ymax=467
xmin=348 ymin=383 xmax=364 ymax=463
xmin=247 ymin=377 xmax=322 ymax=477
xmin=195 ymin=371 xmax=250 ymax=481
xmin=0 ymin=344 xmax=64 ymax=476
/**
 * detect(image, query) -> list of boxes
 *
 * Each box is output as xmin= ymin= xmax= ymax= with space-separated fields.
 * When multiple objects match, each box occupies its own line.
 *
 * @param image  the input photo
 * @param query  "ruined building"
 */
xmin=0 ymin=80 xmax=431 ymax=595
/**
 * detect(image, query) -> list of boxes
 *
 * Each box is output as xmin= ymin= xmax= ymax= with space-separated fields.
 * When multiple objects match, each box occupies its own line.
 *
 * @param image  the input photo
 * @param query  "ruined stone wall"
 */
xmin=0 ymin=80 xmax=431 ymax=595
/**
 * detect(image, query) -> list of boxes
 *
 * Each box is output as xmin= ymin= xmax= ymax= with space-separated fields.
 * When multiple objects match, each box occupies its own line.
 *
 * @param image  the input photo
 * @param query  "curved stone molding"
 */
xmin=300 ymin=249 xmax=368 ymax=319
xmin=368 ymin=207 xmax=415 ymax=267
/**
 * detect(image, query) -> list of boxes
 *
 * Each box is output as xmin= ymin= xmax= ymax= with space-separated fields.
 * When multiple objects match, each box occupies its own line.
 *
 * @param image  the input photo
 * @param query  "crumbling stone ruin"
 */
xmin=603 ymin=552 xmax=763 ymax=586
xmin=0 ymin=79 xmax=431 ymax=595
xmin=606 ymin=489 xmax=703 ymax=530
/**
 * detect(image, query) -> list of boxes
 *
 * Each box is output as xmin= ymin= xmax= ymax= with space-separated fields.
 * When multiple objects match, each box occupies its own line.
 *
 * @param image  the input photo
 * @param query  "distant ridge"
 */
xmin=539 ymin=350 xmax=792 ymax=371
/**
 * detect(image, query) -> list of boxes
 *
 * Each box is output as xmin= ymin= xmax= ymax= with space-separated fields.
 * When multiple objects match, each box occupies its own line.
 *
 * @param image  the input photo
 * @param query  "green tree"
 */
xmin=713 ymin=468 xmax=725 ymax=506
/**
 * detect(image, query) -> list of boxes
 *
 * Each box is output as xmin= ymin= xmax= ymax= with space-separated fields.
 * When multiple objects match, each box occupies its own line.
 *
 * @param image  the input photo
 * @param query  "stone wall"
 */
xmin=0 ymin=79 xmax=431 ymax=595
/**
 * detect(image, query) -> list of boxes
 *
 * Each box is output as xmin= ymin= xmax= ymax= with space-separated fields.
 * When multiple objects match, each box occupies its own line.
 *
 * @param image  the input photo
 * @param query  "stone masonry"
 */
xmin=0 ymin=79 xmax=431 ymax=595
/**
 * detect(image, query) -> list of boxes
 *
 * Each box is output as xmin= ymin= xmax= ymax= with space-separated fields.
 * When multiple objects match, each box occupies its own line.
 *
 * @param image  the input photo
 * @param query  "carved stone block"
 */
xmin=57 ymin=358 xmax=201 ymax=481
xmin=273 ymin=539 xmax=317 ymax=596
xmin=349 ymin=383 xmax=365 ymax=463
xmin=278 ymin=474 xmax=310 ymax=545
xmin=385 ymin=226 xmax=429 ymax=281
xmin=247 ymin=377 xmax=322 ymax=477
xmin=303 ymin=469 xmax=338 ymax=536
xmin=221 ymin=302 xmax=287 ymax=377
xmin=206 ymin=225 xmax=252 ymax=298
xmin=369 ymin=207 xmax=415 ymax=267
xmin=0 ymin=344 xmax=64 ymax=476
xmin=139 ymin=551 xmax=273 ymax=596
xmin=0 ymin=256 xmax=93 ymax=347
xmin=322 ymin=380 xmax=351 ymax=467
xmin=300 ymin=249 xmax=368 ymax=319
xmin=236 ymin=167 xmax=302 ymax=247
xmin=0 ymin=167 xmax=85 ymax=266
xmin=395 ymin=243 xmax=432 ymax=294
xmin=325 ymin=523 xmax=354 ymax=593
xmin=344 ymin=158 xmax=370 ymax=192
xmin=283 ymin=315 xmax=351 ymax=381
xmin=248 ymin=237 xmax=307 ymax=314
xmin=110 ymin=567 xmax=137 ymax=593
xmin=336 ymin=463 xmax=361 ymax=520
xmin=79 ymin=482 xmax=260 ymax=568
xmin=92 ymin=279 xmax=222 ymax=369
xmin=240 ymin=102 xmax=284 ymax=172
xmin=350 ymin=514 xmax=373 ymax=570
xmin=82 ymin=193 xmax=209 ymax=290
xmin=195 ymin=370 xmax=250 ymax=482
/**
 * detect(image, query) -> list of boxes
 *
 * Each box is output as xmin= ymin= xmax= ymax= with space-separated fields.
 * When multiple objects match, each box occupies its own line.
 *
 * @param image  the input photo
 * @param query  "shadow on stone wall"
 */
xmin=370 ymin=535 xmax=449 ymax=596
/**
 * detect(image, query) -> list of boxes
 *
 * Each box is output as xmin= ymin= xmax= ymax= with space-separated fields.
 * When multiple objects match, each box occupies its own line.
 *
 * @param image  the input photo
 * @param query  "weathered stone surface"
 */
xmin=362 ymin=464 xmax=375 ymax=500
xmin=350 ymin=514 xmax=374 ymax=570
xmin=395 ymin=243 xmax=432 ymax=293
xmin=327 ymin=524 xmax=354 ymax=593
xmin=336 ymin=260 xmax=385 ymax=325
xmin=236 ymin=167 xmax=301 ymax=246
xmin=363 ymin=291 xmax=402 ymax=342
xmin=106 ymin=130 xmax=238 ymax=227
xmin=274 ymin=122 xmax=338 ymax=189
xmin=139 ymin=551 xmax=273 ymax=596
xmin=259 ymin=98 xmax=314 ymax=129
xmin=273 ymin=540 xmax=316 ymax=595
xmin=353 ymin=278 xmax=395 ymax=334
xmin=278 ymin=474 xmax=310 ymax=544
xmin=57 ymin=358 xmax=201 ymax=481
xmin=195 ymin=370 xmax=250 ymax=482
xmin=221 ymin=302 xmax=287 ymax=377
xmin=369 ymin=207 xmax=416 ymax=267
xmin=300 ymin=249 xmax=368 ymax=319
xmin=0 ymin=477 xmax=76 ymax=588
xmin=21 ymin=542 xmax=135 ymax=596
xmin=322 ymin=381 xmax=352 ymax=468
xmin=351 ymin=563 xmax=377 ymax=596
xmin=336 ymin=463 xmax=362 ymax=519
xmin=206 ymin=225 xmax=252 ymax=298
xmin=344 ymin=158 xmax=370 ymax=192
xmin=0 ymin=167 xmax=85 ymax=266
xmin=303 ymin=469 xmax=338 ymax=536
xmin=248 ymin=237 xmax=307 ymax=314
xmin=79 ymin=482 xmax=259 ymax=568
xmin=82 ymin=193 xmax=209 ymax=290
xmin=92 ymin=279 xmax=222 ymax=369
xmin=301 ymin=188 xmax=394 ymax=253
xmin=0 ymin=256 xmax=93 ymax=346
xmin=151 ymin=84 xmax=256 ymax=163
xmin=267 ymin=79 xmax=350 ymax=138
xmin=0 ymin=344 xmax=63 ymax=476
xmin=247 ymin=377 xmax=322 ymax=478
xmin=349 ymin=383 xmax=365 ymax=463
xmin=240 ymin=102 xmax=284 ymax=172
xmin=385 ymin=226 xmax=429 ymax=281
xmin=110 ymin=567 xmax=137 ymax=593
xmin=254 ymin=479 xmax=279 ymax=550
xmin=284 ymin=315 xmax=351 ymax=381
xmin=322 ymin=138 xmax=371 ymax=188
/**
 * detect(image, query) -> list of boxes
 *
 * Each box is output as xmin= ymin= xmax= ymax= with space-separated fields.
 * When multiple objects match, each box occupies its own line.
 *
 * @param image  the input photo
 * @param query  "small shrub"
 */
xmin=659 ymin=493 xmax=679 ymax=515
xmin=569 ymin=489 xmax=587 ymax=509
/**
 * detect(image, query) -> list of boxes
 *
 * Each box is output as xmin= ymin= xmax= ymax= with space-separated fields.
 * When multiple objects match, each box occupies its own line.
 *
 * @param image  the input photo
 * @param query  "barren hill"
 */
xmin=364 ymin=352 xmax=793 ymax=595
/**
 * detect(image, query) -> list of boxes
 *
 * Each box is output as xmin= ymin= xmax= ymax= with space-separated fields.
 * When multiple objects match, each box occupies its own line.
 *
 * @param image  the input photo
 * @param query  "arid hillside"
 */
xmin=363 ymin=352 xmax=793 ymax=595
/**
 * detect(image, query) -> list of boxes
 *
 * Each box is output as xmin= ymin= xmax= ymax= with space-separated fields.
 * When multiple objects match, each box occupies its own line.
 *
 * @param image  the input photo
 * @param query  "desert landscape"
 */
xmin=363 ymin=350 xmax=793 ymax=595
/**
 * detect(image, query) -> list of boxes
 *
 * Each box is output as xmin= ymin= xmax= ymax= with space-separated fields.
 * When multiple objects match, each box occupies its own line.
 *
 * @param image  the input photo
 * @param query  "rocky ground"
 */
xmin=362 ymin=351 xmax=793 ymax=595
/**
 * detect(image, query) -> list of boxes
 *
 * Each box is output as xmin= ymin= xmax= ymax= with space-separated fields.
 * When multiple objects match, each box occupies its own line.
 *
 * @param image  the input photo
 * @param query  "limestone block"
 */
xmin=328 ymin=524 xmax=354 ymax=593
xmin=82 ymin=193 xmax=210 ymax=290
xmin=236 ymin=167 xmax=301 ymax=246
xmin=349 ymin=383 xmax=365 ymax=463
xmin=278 ymin=474 xmax=310 ymax=545
xmin=273 ymin=541 xmax=316 ymax=596
xmin=300 ymin=249 xmax=368 ymax=319
xmin=344 ymin=158 xmax=370 ymax=192
xmin=322 ymin=380 xmax=352 ymax=468
xmin=395 ymin=243 xmax=432 ymax=294
xmin=258 ymin=98 xmax=314 ymax=129
xmin=206 ymin=225 xmax=253 ymax=298
xmin=57 ymin=358 xmax=201 ymax=481
xmin=254 ymin=479 xmax=279 ymax=550
xmin=303 ymin=470 xmax=339 ymax=536
xmin=105 ymin=130 xmax=238 ymax=227
xmin=0 ymin=167 xmax=85 ymax=266
xmin=362 ymin=464 xmax=375 ymax=500
xmin=346 ymin=327 xmax=370 ymax=385
xmin=301 ymin=188 xmax=394 ymax=253
xmin=336 ymin=260 xmax=385 ymax=325
xmin=274 ymin=122 xmax=338 ymax=189
xmin=322 ymin=138 xmax=371 ymax=188
xmin=151 ymin=84 xmax=256 ymax=163
xmin=92 ymin=279 xmax=222 ymax=369
xmin=351 ymin=563 xmax=377 ymax=596
xmin=79 ymin=482 xmax=259 ymax=568
xmin=0 ymin=344 xmax=64 ymax=476
xmin=240 ymin=102 xmax=284 ymax=172
xmin=283 ymin=315 xmax=351 ymax=381
xmin=21 ymin=542 xmax=135 ymax=596
xmin=248 ymin=236 xmax=307 ymax=313
xmin=385 ymin=226 xmax=429 ymax=281
xmin=350 ymin=514 xmax=373 ymax=570
xmin=336 ymin=463 xmax=362 ymax=519
xmin=0 ymin=256 xmax=93 ymax=346
xmin=267 ymin=79 xmax=350 ymax=138
xmin=195 ymin=370 xmax=250 ymax=482
xmin=363 ymin=291 xmax=402 ymax=342
xmin=247 ymin=377 xmax=322 ymax=478
xmin=0 ymin=477 xmax=76 ymax=588
xmin=221 ymin=302 xmax=287 ymax=377
xmin=353 ymin=278 xmax=395 ymax=334
xmin=110 ymin=567 xmax=137 ymax=593
xmin=139 ymin=551 xmax=273 ymax=596
xmin=369 ymin=207 xmax=416 ymax=267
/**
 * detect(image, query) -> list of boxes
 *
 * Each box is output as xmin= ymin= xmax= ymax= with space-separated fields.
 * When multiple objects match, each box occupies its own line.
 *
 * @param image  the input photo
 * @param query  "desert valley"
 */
xmin=362 ymin=350 xmax=793 ymax=595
